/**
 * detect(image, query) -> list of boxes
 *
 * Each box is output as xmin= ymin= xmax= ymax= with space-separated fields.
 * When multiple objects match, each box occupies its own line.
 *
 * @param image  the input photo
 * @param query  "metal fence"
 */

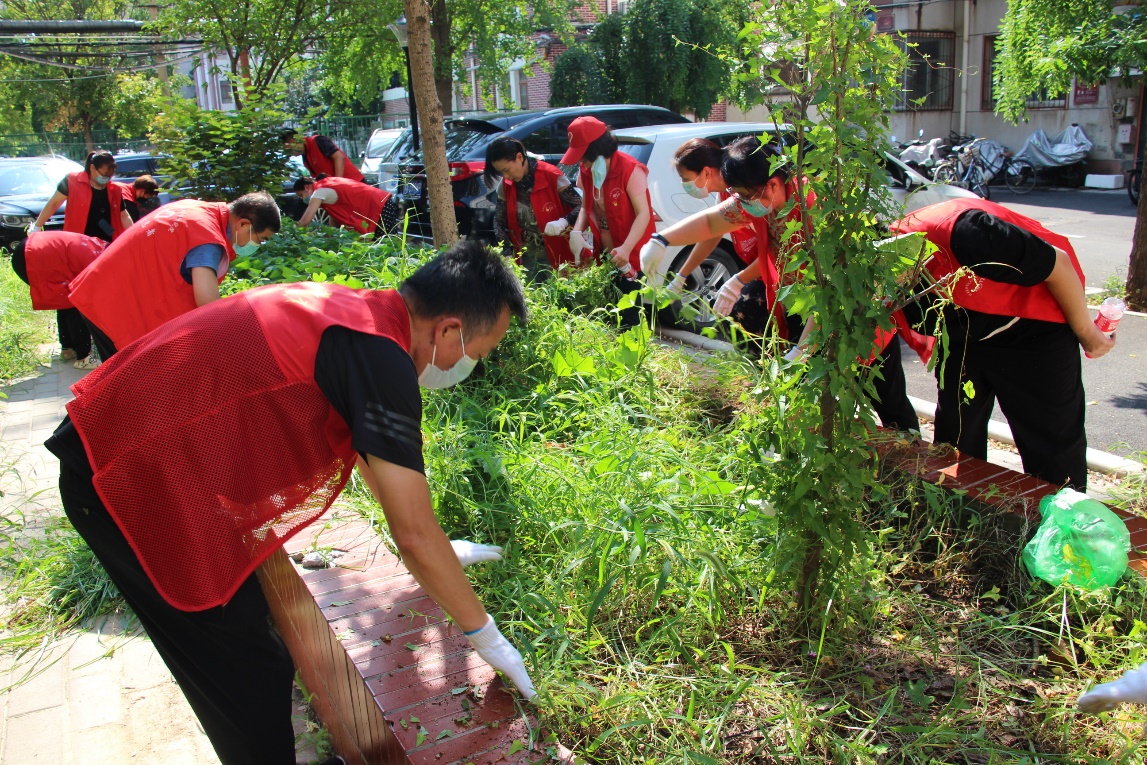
xmin=0 ymin=131 xmax=153 ymax=162
xmin=283 ymin=115 xmax=384 ymax=160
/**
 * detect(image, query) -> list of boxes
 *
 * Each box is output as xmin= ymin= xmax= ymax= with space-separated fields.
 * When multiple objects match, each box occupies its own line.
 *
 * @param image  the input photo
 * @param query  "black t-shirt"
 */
xmin=57 ymin=177 xmax=114 ymax=241
xmin=314 ymin=135 xmax=340 ymax=159
xmin=913 ymin=209 xmax=1075 ymax=349
xmin=313 ymin=326 xmax=424 ymax=473
xmin=47 ymin=326 xmax=425 ymax=480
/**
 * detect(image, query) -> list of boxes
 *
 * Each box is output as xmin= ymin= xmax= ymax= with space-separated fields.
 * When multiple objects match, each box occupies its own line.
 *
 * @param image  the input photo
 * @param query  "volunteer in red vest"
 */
xmin=484 ymin=136 xmax=582 ymax=279
xmin=29 ymin=150 xmax=133 ymax=242
xmin=294 ymin=174 xmax=402 ymax=236
xmin=641 ymin=137 xmax=922 ymax=431
xmin=282 ymin=128 xmax=365 ymax=182
xmin=118 ymin=174 xmax=162 ymax=222
xmin=9 ymin=232 xmax=108 ymax=369
xmin=893 ymin=199 xmax=1113 ymax=489
xmin=564 ymin=118 xmax=655 ymax=272
xmin=45 ymin=241 xmax=535 ymax=765
xmin=67 ymin=193 xmax=280 ymax=360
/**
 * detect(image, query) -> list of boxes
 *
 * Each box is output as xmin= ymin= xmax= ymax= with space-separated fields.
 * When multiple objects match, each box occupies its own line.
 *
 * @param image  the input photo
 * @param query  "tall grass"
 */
xmin=0 ymin=252 xmax=53 ymax=387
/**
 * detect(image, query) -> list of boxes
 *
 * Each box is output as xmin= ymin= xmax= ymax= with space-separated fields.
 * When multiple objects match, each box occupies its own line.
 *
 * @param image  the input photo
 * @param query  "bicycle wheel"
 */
xmin=1130 ymin=170 xmax=1141 ymax=206
xmin=969 ymin=165 xmax=990 ymax=199
xmin=1005 ymin=160 xmax=1036 ymax=195
xmin=933 ymin=164 xmax=959 ymax=185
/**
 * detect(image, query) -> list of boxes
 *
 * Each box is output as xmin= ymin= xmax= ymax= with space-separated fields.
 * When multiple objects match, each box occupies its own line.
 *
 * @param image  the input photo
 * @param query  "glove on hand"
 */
xmin=667 ymin=273 xmax=687 ymax=295
xmin=713 ymin=276 xmax=745 ymax=317
xmin=450 ymin=539 xmax=504 ymax=567
xmin=568 ymin=230 xmax=587 ymax=266
xmin=543 ymin=219 xmax=569 ymax=237
xmin=466 ymin=615 xmax=537 ymax=700
xmin=638 ymin=238 xmax=668 ymax=287
xmin=1078 ymin=663 xmax=1147 ymax=713
xmin=25 ymin=223 xmax=41 ymax=235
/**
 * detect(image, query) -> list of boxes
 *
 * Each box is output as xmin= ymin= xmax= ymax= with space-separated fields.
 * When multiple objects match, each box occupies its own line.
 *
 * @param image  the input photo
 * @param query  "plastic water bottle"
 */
xmin=1095 ymin=297 xmax=1125 ymax=335
xmin=1085 ymin=297 xmax=1125 ymax=358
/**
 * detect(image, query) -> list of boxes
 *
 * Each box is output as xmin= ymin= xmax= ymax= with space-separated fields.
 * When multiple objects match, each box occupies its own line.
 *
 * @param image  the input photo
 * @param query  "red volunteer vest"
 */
xmin=504 ymin=161 xmax=579 ymax=269
xmin=62 ymin=171 xmax=128 ymax=241
xmin=67 ymin=200 xmax=235 ymax=348
xmin=315 ymin=176 xmax=390 ymax=234
xmin=303 ymin=135 xmax=365 ymax=182
xmin=717 ymin=190 xmax=759 ymax=265
xmin=115 ymin=181 xmax=135 ymax=202
xmin=23 ymin=232 xmax=107 ymax=310
xmin=65 ymin=283 xmax=412 ymax=611
xmin=579 ymin=152 xmax=656 ymax=271
xmin=892 ymin=198 xmax=1084 ymax=323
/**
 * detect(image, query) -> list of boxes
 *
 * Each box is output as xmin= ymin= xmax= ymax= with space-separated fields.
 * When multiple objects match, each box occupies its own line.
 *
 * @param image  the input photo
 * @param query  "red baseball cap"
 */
xmin=560 ymin=116 xmax=609 ymax=165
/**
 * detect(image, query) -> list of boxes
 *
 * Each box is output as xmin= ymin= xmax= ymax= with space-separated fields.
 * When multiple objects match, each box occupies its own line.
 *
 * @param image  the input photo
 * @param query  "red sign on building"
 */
xmin=1074 ymin=81 xmax=1100 ymax=106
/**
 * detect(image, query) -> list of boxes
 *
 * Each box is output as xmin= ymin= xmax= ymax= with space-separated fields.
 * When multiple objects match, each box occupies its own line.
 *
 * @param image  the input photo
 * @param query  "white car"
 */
xmin=612 ymin=122 xmax=978 ymax=321
xmin=359 ymin=128 xmax=404 ymax=186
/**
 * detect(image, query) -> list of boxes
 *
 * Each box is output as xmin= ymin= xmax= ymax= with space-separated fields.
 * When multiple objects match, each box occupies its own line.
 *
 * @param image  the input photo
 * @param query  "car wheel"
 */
xmin=666 ymin=244 xmax=741 ymax=330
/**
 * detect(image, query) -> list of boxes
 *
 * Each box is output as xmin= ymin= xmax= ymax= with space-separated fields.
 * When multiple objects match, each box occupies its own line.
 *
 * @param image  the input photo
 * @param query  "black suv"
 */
xmin=380 ymin=104 xmax=690 ymax=242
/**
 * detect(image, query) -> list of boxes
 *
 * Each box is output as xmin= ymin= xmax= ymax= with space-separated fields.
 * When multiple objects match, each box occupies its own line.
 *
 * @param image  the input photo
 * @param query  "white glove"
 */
xmin=25 ymin=223 xmax=41 ymax=236
xmin=450 ymin=539 xmax=503 ymax=567
xmin=667 ymin=273 xmax=687 ymax=295
xmin=466 ymin=615 xmax=537 ymax=701
xmin=568 ymin=230 xmax=587 ymax=266
xmin=783 ymin=344 xmax=806 ymax=363
xmin=1078 ymin=663 xmax=1147 ymax=713
xmin=543 ymin=219 xmax=569 ymax=237
xmin=713 ymin=276 xmax=745 ymax=317
xmin=639 ymin=238 xmax=668 ymax=287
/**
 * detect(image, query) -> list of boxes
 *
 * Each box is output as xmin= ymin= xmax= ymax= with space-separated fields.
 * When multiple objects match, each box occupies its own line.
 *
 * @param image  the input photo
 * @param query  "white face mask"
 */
xmin=418 ymin=328 xmax=479 ymax=389
xmin=93 ymin=174 xmax=111 ymax=187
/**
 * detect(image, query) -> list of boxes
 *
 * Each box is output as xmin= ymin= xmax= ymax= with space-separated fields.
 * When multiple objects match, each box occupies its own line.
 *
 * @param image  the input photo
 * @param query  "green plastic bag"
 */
xmin=1022 ymin=488 xmax=1130 ymax=589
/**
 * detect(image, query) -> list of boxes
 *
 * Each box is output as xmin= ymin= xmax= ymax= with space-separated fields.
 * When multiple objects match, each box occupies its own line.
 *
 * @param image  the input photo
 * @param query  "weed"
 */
xmin=0 ymin=252 xmax=54 ymax=387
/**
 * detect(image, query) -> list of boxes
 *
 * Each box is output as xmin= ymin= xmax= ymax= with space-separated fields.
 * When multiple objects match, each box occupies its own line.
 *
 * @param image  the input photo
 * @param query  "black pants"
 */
xmin=85 ymin=320 xmax=118 ymax=360
xmin=869 ymin=338 xmax=919 ymax=432
xmin=934 ymin=330 xmax=1086 ymax=490
xmin=48 ymin=420 xmax=297 ymax=765
xmin=12 ymin=240 xmax=95 ymax=359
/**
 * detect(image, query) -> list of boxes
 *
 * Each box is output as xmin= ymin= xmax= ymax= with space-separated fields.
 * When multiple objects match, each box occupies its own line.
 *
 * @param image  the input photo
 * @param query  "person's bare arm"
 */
xmin=613 ymin=169 xmax=652 ymax=265
xmin=191 ymin=267 xmax=221 ymax=306
xmin=572 ymin=175 xmax=589 ymax=233
xmin=33 ymin=191 xmax=67 ymax=228
xmin=298 ymin=195 xmax=325 ymax=227
xmin=360 ymin=455 xmax=487 ymax=632
xmin=1045 ymin=247 xmax=1114 ymax=358
xmin=675 ymin=237 xmax=721 ymax=278
xmin=659 ymin=198 xmax=744 ymax=249
xmin=119 ymin=208 xmax=134 ymax=232
xmin=333 ymin=151 xmax=347 ymax=177
xmin=734 ymin=258 xmax=761 ymax=285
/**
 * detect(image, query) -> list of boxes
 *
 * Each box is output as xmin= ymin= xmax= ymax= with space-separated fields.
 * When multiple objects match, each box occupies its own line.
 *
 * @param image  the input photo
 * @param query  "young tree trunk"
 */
xmin=429 ymin=0 xmax=455 ymax=116
xmin=404 ymin=0 xmax=458 ymax=247
xmin=1127 ymin=180 xmax=1147 ymax=310
xmin=82 ymin=116 xmax=94 ymax=154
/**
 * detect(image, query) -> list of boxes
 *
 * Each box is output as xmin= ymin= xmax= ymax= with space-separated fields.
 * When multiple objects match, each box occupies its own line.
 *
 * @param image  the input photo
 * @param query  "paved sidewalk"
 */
xmin=0 ymin=355 xmax=222 ymax=764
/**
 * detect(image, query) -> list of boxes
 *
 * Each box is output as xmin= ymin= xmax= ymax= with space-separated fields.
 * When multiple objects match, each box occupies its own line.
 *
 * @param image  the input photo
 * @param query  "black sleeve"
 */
xmin=313 ymin=326 xmax=424 ymax=473
xmin=315 ymin=135 xmax=341 ymax=159
xmin=559 ymin=183 xmax=583 ymax=226
xmin=57 ymin=178 xmax=69 ymax=196
xmin=123 ymin=199 xmax=141 ymax=222
xmin=949 ymin=209 xmax=1056 ymax=286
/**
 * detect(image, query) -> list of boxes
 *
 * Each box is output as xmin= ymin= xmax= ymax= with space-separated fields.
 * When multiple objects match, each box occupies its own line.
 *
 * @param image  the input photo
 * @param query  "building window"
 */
xmin=982 ymin=35 xmax=1066 ymax=111
xmin=219 ymin=77 xmax=233 ymax=105
xmin=894 ymin=31 xmax=956 ymax=112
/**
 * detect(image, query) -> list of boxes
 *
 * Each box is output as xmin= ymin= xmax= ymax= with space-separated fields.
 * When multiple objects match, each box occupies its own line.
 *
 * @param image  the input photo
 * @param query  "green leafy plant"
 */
xmin=150 ymin=89 xmax=292 ymax=201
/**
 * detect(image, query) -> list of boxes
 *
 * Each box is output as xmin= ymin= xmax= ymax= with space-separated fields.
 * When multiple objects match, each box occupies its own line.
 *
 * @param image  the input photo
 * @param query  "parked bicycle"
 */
xmin=996 ymin=152 xmax=1036 ymax=195
xmin=933 ymin=139 xmax=991 ymax=199
xmin=1128 ymin=159 xmax=1141 ymax=206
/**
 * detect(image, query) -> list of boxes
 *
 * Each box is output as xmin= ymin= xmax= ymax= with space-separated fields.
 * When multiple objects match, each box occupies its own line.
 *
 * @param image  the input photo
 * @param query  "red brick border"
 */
xmin=875 ymin=438 xmax=1147 ymax=576
xmin=259 ymin=506 xmax=558 ymax=765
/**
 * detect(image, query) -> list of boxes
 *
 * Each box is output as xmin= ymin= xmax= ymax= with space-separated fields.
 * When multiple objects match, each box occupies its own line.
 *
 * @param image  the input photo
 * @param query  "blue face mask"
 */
xmin=93 ymin=174 xmax=111 ymax=187
xmin=233 ymin=226 xmax=262 ymax=257
xmin=591 ymin=156 xmax=608 ymax=189
xmin=739 ymin=197 xmax=772 ymax=218
xmin=682 ymin=179 xmax=710 ymax=199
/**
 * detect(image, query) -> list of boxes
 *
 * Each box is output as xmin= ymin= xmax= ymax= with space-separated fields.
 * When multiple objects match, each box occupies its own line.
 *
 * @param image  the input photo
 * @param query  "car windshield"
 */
xmin=386 ymin=121 xmax=503 ymax=165
xmin=365 ymin=132 xmax=397 ymax=158
xmin=0 ymin=164 xmax=59 ymax=196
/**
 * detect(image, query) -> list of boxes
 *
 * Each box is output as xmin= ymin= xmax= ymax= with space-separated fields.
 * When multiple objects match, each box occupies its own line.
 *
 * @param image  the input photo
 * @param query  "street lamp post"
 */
xmin=387 ymin=16 xmax=420 ymax=153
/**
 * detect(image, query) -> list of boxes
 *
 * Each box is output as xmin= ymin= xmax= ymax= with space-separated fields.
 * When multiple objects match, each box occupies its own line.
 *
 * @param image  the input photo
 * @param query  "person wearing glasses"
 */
xmin=66 ymin=193 xmax=281 ymax=360
xmin=639 ymin=136 xmax=921 ymax=432
xmin=27 ymin=150 xmax=136 ymax=369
